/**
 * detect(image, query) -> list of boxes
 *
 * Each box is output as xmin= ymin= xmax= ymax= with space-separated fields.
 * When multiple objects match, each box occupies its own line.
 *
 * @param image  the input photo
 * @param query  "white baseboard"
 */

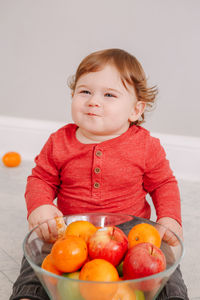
xmin=0 ymin=115 xmax=65 ymax=161
xmin=152 ymin=132 xmax=200 ymax=182
xmin=1 ymin=115 xmax=200 ymax=182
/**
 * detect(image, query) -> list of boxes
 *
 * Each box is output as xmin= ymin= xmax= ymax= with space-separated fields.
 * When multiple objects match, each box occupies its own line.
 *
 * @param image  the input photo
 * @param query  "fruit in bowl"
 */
xmin=88 ymin=226 xmax=128 ymax=266
xmin=111 ymin=284 xmax=137 ymax=300
xmin=64 ymin=220 xmax=98 ymax=243
xmin=51 ymin=235 xmax=88 ymax=273
xmin=57 ymin=271 xmax=84 ymax=300
xmin=128 ymin=223 xmax=161 ymax=248
xmin=123 ymin=242 xmax=166 ymax=291
xmin=79 ymin=258 xmax=119 ymax=300
xmin=42 ymin=218 xmax=165 ymax=296
xmin=23 ymin=213 xmax=184 ymax=300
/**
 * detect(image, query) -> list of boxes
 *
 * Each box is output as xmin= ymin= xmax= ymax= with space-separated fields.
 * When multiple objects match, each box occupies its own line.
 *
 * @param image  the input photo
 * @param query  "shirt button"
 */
xmin=96 ymin=150 xmax=102 ymax=157
xmin=94 ymin=182 xmax=100 ymax=188
xmin=94 ymin=167 xmax=101 ymax=174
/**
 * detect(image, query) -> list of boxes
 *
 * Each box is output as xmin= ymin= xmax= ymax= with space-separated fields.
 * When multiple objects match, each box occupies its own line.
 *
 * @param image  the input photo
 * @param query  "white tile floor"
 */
xmin=0 ymin=160 xmax=200 ymax=299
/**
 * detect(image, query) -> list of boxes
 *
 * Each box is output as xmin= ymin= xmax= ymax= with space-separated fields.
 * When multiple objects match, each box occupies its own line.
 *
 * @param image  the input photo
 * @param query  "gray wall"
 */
xmin=1 ymin=0 xmax=200 ymax=137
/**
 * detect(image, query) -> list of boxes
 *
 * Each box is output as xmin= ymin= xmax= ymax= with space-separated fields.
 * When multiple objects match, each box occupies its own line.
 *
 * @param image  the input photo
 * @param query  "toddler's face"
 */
xmin=71 ymin=64 xmax=144 ymax=141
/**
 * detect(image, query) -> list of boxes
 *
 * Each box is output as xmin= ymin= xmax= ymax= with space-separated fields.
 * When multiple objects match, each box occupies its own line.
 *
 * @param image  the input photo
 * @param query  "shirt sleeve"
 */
xmin=25 ymin=135 xmax=60 ymax=218
xmin=143 ymin=136 xmax=182 ymax=225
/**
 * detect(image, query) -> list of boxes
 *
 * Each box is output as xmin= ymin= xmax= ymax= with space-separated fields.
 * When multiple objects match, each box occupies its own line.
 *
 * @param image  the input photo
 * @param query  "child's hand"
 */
xmin=28 ymin=204 xmax=63 ymax=242
xmin=157 ymin=217 xmax=183 ymax=246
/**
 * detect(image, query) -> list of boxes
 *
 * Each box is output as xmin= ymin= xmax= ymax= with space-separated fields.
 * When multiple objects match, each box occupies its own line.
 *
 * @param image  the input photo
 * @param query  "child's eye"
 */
xmin=105 ymin=93 xmax=116 ymax=98
xmin=80 ymin=90 xmax=91 ymax=94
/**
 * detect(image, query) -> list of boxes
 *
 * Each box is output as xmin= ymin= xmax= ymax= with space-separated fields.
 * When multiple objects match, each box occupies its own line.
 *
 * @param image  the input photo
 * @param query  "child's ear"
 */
xmin=129 ymin=101 xmax=146 ymax=123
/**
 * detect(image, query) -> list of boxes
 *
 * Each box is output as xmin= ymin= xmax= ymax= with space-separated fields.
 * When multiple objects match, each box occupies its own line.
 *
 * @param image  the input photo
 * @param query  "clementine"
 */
xmin=128 ymin=223 xmax=161 ymax=248
xmin=2 ymin=152 xmax=21 ymax=167
xmin=55 ymin=216 xmax=67 ymax=237
xmin=64 ymin=220 xmax=97 ymax=243
xmin=51 ymin=236 xmax=88 ymax=273
xmin=49 ymin=216 xmax=67 ymax=242
xmin=79 ymin=258 xmax=119 ymax=281
xmin=79 ymin=258 xmax=119 ymax=300
xmin=41 ymin=254 xmax=62 ymax=276
xmin=111 ymin=284 xmax=136 ymax=300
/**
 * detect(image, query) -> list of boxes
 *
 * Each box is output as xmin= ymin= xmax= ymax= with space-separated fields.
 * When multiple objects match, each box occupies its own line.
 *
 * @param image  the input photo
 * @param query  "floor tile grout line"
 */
xmin=0 ymin=270 xmax=14 ymax=284
xmin=0 ymin=247 xmax=20 ymax=266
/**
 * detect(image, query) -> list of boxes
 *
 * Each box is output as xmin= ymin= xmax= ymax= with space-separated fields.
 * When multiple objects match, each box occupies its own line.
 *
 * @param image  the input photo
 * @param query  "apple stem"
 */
xmin=111 ymin=227 xmax=115 ymax=240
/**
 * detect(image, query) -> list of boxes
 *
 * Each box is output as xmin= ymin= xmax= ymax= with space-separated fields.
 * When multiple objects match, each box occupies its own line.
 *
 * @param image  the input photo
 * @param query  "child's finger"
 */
xmin=162 ymin=229 xmax=180 ymax=246
xmin=40 ymin=222 xmax=51 ymax=241
xmin=154 ymin=223 xmax=166 ymax=241
xmin=29 ymin=223 xmax=43 ymax=241
xmin=34 ymin=226 xmax=43 ymax=240
xmin=155 ymin=224 xmax=180 ymax=246
xmin=48 ymin=218 xmax=58 ymax=239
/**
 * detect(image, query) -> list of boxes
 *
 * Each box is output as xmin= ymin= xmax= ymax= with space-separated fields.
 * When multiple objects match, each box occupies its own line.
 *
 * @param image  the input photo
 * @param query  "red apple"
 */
xmin=123 ymin=242 xmax=166 ymax=291
xmin=88 ymin=226 xmax=128 ymax=266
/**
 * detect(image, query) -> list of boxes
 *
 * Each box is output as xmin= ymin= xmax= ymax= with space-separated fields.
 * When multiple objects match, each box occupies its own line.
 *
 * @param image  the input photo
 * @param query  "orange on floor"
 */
xmin=2 ymin=152 xmax=21 ymax=167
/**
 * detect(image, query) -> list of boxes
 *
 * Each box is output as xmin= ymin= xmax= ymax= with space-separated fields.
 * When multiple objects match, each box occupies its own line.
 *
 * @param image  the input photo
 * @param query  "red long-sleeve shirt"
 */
xmin=25 ymin=123 xmax=181 ymax=224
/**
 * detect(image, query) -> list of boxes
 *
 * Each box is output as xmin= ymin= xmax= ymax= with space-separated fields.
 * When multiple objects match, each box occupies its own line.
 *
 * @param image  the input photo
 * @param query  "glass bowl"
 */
xmin=23 ymin=213 xmax=184 ymax=300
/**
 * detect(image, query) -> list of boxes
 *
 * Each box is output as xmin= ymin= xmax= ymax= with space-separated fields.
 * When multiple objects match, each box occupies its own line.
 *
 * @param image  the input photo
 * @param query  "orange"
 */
xmin=49 ymin=216 xmax=67 ymax=242
xmin=128 ymin=223 xmax=161 ymax=248
xmin=79 ymin=258 xmax=119 ymax=282
xmin=51 ymin=236 xmax=88 ymax=273
xmin=41 ymin=254 xmax=62 ymax=276
xmin=64 ymin=220 xmax=97 ymax=243
xmin=2 ymin=152 xmax=21 ymax=167
xmin=55 ymin=216 xmax=67 ymax=238
xmin=111 ymin=284 xmax=136 ymax=300
xmin=79 ymin=259 xmax=119 ymax=300
xmin=96 ymin=226 xmax=102 ymax=230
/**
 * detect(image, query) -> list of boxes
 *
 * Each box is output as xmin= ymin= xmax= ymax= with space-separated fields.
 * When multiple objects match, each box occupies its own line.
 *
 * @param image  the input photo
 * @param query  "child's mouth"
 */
xmin=87 ymin=113 xmax=98 ymax=116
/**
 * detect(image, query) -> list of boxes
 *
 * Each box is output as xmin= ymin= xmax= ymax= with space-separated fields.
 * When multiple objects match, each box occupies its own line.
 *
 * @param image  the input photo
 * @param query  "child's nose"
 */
xmin=87 ymin=94 xmax=101 ymax=107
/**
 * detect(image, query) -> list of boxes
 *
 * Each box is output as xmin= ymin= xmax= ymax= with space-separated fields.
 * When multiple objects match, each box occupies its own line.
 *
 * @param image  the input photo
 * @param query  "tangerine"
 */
xmin=128 ymin=223 xmax=161 ymax=248
xmin=41 ymin=254 xmax=62 ymax=276
xmin=79 ymin=258 xmax=119 ymax=282
xmin=79 ymin=259 xmax=119 ymax=300
xmin=49 ymin=216 xmax=67 ymax=242
xmin=51 ymin=236 xmax=88 ymax=273
xmin=2 ymin=152 xmax=21 ymax=167
xmin=111 ymin=284 xmax=136 ymax=300
xmin=65 ymin=220 xmax=97 ymax=243
xmin=55 ymin=216 xmax=67 ymax=237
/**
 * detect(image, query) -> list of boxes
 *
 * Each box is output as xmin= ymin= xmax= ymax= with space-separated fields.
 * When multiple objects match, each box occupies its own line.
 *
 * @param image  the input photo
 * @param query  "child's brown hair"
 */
xmin=68 ymin=48 xmax=158 ymax=125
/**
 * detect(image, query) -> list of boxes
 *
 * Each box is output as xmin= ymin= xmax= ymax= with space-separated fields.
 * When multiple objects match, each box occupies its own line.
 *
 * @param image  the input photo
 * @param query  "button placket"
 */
xmin=92 ymin=147 xmax=103 ymax=197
